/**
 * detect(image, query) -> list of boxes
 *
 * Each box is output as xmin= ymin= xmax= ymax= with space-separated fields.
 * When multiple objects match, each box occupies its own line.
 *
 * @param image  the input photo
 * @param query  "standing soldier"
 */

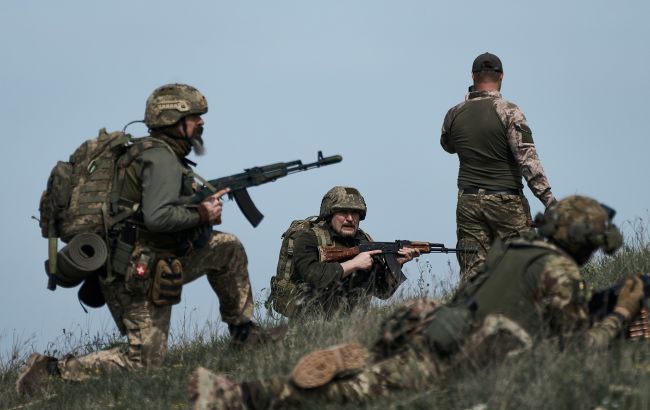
xmin=441 ymin=52 xmax=556 ymax=282
xmin=266 ymin=186 xmax=419 ymax=319
xmin=16 ymin=84 xmax=285 ymax=396
xmin=187 ymin=196 xmax=641 ymax=410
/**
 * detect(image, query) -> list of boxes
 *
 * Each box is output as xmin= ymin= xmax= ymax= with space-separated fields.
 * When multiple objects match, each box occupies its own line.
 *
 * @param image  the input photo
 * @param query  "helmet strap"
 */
xmin=181 ymin=117 xmax=189 ymax=138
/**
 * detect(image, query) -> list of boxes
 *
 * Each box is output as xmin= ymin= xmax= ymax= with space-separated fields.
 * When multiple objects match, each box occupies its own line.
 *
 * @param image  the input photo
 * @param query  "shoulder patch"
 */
xmin=514 ymin=123 xmax=534 ymax=144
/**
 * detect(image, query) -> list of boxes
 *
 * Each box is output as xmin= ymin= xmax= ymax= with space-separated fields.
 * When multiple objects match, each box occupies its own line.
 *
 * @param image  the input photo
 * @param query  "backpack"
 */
xmin=266 ymin=217 xmax=332 ymax=317
xmin=40 ymin=128 xmax=132 ymax=242
xmin=39 ymin=128 xmax=156 ymax=291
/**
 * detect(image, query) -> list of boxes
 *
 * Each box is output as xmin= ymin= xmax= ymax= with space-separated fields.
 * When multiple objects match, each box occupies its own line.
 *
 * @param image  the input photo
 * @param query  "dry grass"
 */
xmin=3 ymin=225 xmax=650 ymax=409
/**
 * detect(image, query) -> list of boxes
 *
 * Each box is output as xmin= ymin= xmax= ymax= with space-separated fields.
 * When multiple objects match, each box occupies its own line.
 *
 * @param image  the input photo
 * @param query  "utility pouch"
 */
xmin=112 ymin=239 xmax=134 ymax=276
xmin=422 ymin=305 xmax=474 ymax=358
xmin=111 ymin=223 xmax=137 ymax=276
xmin=267 ymin=276 xmax=300 ymax=317
xmin=124 ymin=246 xmax=154 ymax=295
xmin=372 ymin=299 xmax=438 ymax=359
xmin=150 ymin=258 xmax=183 ymax=306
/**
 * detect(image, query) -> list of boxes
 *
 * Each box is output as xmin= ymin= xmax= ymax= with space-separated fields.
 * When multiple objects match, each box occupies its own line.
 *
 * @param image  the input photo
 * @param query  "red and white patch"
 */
xmin=135 ymin=264 xmax=148 ymax=277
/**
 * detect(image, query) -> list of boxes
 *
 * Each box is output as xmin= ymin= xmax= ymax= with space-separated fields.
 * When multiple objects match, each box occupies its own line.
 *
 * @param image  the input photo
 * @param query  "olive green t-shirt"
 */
xmin=442 ymin=94 xmax=523 ymax=190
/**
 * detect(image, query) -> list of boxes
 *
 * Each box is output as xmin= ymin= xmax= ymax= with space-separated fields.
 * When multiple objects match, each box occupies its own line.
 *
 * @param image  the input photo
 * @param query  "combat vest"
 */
xmin=457 ymin=238 xmax=565 ymax=338
xmin=115 ymin=136 xmax=206 ymax=257
xmin=266 ymin=218 xmax=371 ymax=317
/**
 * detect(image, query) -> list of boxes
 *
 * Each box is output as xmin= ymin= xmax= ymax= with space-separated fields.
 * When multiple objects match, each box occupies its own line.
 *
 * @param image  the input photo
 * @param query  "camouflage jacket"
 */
xmin=119 ymin=133 xmax=206 ymax=252
xmin=440 ymin=90 xmax=555 ymax=207
xmin=291 ymin=224 xmax=399 ymax=314
xmin=459 ymin=239 xmax=624 ymax=351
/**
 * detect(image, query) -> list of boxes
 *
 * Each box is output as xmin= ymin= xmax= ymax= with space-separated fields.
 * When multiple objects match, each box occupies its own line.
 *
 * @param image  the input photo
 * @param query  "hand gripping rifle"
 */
xmin=319 ymin=241 xmax=473 ymax=284
xmin=588 ymin=275 xmax=650 ymax=340
xmin=190 ymin=151 xmax=342 ymax=227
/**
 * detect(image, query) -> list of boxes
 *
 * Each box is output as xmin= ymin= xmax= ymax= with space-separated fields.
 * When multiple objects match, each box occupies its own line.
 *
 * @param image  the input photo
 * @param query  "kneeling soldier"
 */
xmin=16 ymin=84 xmax=285 ymax=397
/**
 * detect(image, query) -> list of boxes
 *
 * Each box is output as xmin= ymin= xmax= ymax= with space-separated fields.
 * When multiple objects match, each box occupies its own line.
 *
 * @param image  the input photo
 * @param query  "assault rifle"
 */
xmin=190 ymin=151 xmax=342 ymax=227
xmin=588 ymin=275 xmax=650 ymax=340
xmin=319 ymin=241 xmax=473 ymax=284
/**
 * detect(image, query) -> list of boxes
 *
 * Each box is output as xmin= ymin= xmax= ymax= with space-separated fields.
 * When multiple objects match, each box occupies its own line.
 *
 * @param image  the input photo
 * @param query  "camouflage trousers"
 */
xmin=243 ymin=344 xmax=443 ymax=409
xmin=58 ymin=231 xmax=254 ymax=382
xmin=456 ymin=190 xmax=533 ymax=282
xmin=240 ymin=314 xmax=532 ymax=408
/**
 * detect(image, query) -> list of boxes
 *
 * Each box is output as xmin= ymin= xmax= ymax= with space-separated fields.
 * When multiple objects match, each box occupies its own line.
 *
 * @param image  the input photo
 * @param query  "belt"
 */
xmin=462 ymin=187 xmax=521 ymax=195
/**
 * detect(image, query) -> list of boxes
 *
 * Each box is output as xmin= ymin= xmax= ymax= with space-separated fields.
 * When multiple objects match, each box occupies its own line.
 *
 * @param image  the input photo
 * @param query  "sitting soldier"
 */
xmin=266 ymin=186 xmax=419 ymax=318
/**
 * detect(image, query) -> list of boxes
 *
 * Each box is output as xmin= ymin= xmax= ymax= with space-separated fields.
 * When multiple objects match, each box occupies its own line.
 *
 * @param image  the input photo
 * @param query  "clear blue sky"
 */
xmin=1 ymin=0 xmax=649 ymax=355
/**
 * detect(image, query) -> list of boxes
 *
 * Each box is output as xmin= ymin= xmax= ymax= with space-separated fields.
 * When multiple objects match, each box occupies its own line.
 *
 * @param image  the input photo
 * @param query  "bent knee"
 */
xmin=209 ymin=232 xmax=246 ymax=257
xmin=209 ymin=231 xmax=243 ymax=248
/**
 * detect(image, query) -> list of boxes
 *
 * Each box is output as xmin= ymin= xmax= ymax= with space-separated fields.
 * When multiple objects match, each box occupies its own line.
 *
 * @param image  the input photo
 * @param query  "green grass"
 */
xmin=3 ymin=227 xmax=650 ymax=409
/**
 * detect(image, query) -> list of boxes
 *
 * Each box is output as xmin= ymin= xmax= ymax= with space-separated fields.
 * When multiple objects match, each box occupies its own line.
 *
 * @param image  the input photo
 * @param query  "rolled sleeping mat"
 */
xmin=55 ymin=233 xmax=108 ymax=287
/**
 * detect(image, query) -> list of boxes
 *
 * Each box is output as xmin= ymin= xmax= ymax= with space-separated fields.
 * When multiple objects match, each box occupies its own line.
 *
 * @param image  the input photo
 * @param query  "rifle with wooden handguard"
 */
xmin=319 ymin=241 xmax=473 ymax=284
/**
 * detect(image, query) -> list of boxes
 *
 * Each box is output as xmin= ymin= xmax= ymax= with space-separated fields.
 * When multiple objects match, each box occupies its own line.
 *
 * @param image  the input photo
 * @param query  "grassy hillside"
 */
xmin=3 ymin=231 xmax=650 ymax=409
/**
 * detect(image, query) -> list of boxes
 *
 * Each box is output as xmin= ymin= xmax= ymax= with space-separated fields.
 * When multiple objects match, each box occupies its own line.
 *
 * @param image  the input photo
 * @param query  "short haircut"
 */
xmin=473 ymin=71 xmax=502 ymax=84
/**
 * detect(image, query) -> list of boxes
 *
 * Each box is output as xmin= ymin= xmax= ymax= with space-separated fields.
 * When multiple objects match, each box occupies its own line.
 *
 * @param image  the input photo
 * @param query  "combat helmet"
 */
xmin=144 ymin=83 xmax=208 ymax=129
xmin=319 ymin=186 xmax=367 ymax=220
xmin=535 ymin=195 xmax=623 ymax=263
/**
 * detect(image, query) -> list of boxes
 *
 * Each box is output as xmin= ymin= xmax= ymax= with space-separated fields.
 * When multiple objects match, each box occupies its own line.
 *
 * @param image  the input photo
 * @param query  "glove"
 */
xmin=614 ymin=275 xmax=644 ymax=321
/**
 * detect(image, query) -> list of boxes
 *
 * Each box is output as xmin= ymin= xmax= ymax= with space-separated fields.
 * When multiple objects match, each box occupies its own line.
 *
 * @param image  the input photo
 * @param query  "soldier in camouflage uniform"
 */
xmin=274 ymin=186 xmax=419 ymax=318
xmin=186 ymin=195 xmax=645 ymax=409
xmin=16 ymin=84 xmax=285 ymax=396
xmin=441 ymin=52 xmax=556 ymax=282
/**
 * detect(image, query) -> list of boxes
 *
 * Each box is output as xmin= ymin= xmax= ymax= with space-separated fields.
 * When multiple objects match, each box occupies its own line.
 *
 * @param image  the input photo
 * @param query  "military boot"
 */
xmin=290 ymin=342 xmax=368 ymax=389
xmin=15 ymin=353 xmax=60 ymax=397
xmin=228 ymin=321 xmax=288 ymax=347
xmin=187 ymin=367 xmax=245 ymax=410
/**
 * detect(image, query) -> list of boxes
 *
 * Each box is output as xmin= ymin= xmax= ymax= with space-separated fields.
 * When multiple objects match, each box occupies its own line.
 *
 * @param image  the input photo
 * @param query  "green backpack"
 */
xmin=266 ymin=217 xmax=333 ymax=317
xmin=39 ymin=128 xmax=157 ymax=290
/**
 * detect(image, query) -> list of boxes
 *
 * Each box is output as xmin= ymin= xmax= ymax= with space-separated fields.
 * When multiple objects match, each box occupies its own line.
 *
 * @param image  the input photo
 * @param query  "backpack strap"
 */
xmin=280 ymin=216 xmax=320 ymax=279
xmin=108 ymin=137 xmax=180 ymax=226
xmin=311 ymin=220 xmax=333 ymax=247
xmin=266 ymin=215 xmax=322 ymax=317
xmin=188 ymin=169 xmax=217 ymax=193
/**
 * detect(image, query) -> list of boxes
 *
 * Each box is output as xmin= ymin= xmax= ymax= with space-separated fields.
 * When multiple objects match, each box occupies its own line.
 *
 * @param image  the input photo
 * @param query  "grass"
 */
xmin=3 ymin=226 xmax=650 ymax=409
